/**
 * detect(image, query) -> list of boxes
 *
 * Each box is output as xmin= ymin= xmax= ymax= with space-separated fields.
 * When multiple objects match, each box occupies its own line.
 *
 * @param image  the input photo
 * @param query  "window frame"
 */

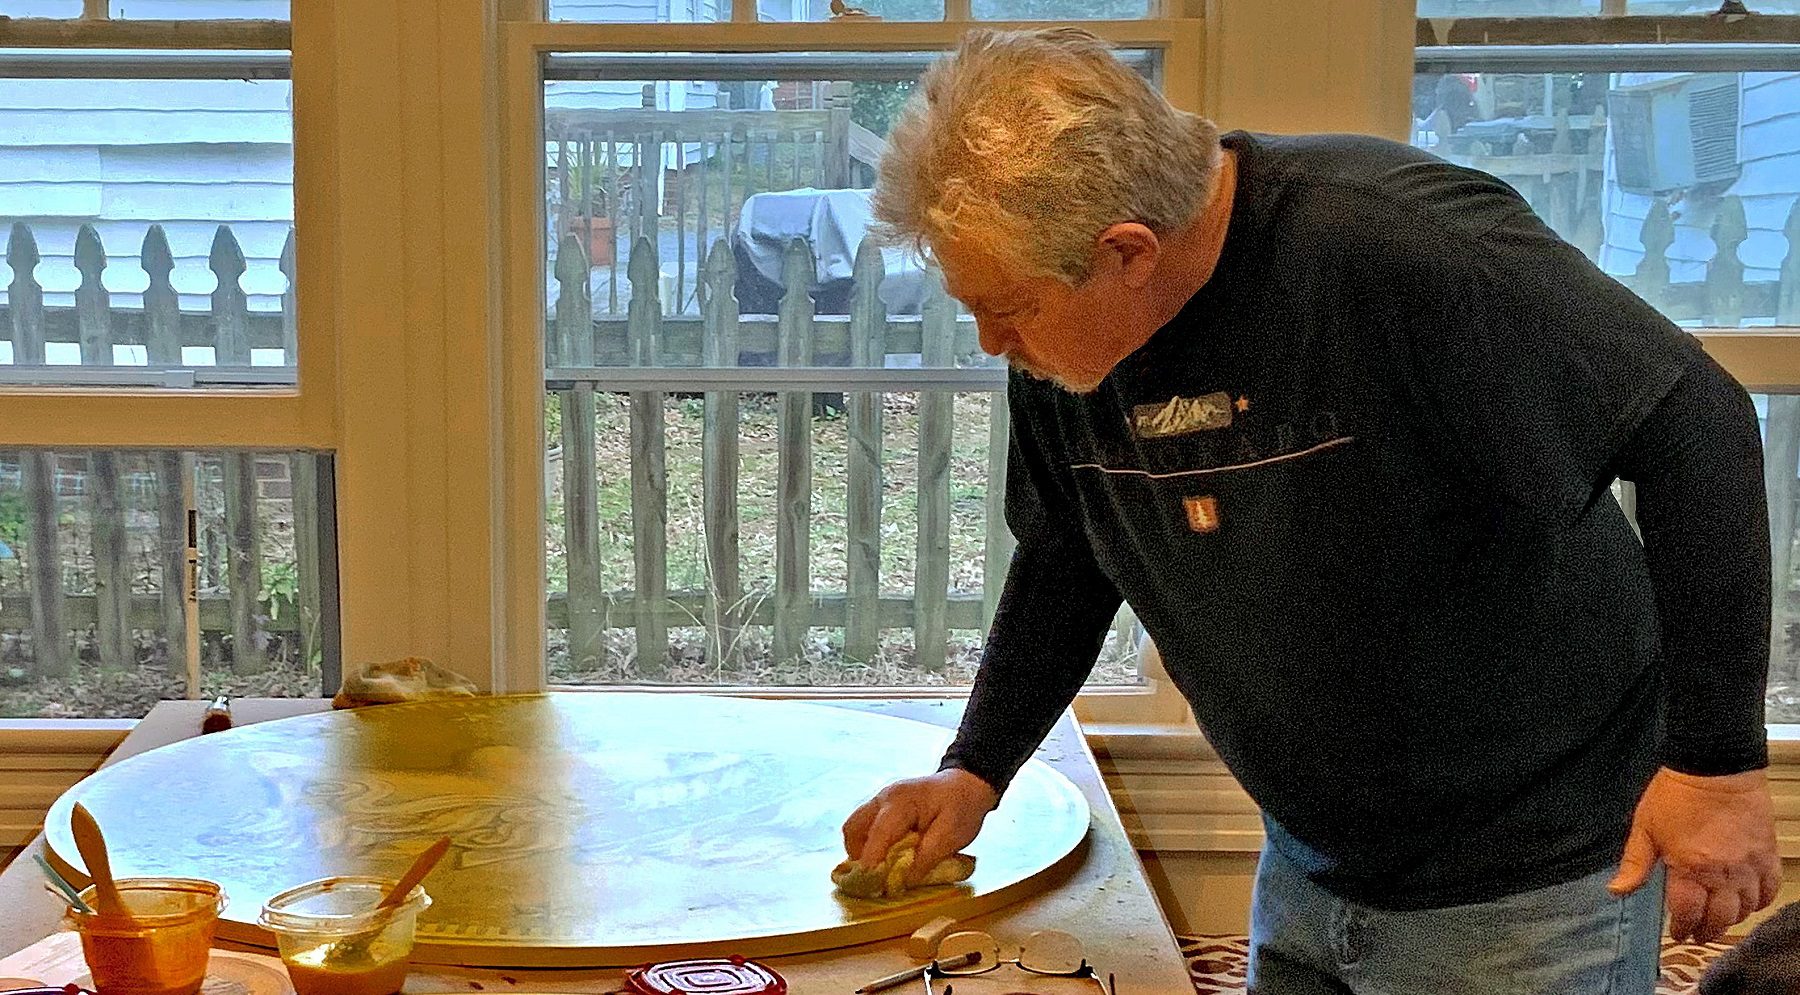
xmin=1410 ymin=20 xmax=1800 ymax=377
xmin=497 ymin=11 xmax=1203 ymax=724
xmin=0 ymin=1 xmax=504 ymax=714
xmin=1413 ymin=12 xmax=1800 ymax=744
xmin=0 ymin=17 xmax=331 ymax=450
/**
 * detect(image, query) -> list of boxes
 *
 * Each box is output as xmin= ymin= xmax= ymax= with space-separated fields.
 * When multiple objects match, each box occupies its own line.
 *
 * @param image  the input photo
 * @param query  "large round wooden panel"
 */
xmin=44 ymin=695 xmax=1090 ymax=968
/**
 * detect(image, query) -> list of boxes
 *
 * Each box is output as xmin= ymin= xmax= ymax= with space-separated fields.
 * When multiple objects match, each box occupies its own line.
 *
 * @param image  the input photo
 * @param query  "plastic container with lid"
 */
xmin=63 ymin=876 xmax=226 ymax=995
xmin=257 ymin=876 xmax=431 ymax=995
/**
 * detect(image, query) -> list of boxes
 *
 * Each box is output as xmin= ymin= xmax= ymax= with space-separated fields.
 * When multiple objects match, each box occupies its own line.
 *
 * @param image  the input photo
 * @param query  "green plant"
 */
xmin=0 ymin=490 xmax=23 ymax=547
xmin=261 ymin=559 xmax=300 ymax=624
xmin=851 ymin=80 xmax=917 ymax=139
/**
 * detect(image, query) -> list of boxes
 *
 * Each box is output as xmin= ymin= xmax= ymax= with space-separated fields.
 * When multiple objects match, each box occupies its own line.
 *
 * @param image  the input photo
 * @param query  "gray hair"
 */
xmin=871 ymin=27 xmax=1222 ymax=284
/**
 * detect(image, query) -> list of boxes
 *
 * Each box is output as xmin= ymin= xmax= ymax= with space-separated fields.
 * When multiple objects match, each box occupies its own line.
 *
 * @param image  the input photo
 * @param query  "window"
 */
xmin=0 ymin=449 xmax=338 ymax=719
xmin=1413 ymin=5 xmax=1800 ymax=723
xmin=3 ymin=1 xmax=290 ymax=17
xmin=502 ymin=12 xmax=1200 ymax=722
xmin=1418 ymin=1 xmax=1800 ymax=14
xmin=1410 ymin=67 xmax=1797 ymax=332
xmin=0 ymin=69 xmax=296 ymax=389
xmin=536 ymin=55 xmax=1160 ymax=688
xmin=548 ymin=0 xmax=1156 ymax=24
xmin=0 ymin=4 xmax=337 ymax=720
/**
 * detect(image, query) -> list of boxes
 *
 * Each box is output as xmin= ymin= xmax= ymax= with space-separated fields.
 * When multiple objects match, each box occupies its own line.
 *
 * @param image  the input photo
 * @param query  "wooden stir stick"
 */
xmin=378 ymin=836 xmax=452 ymax=912
xmin=322 ymin=835 xmax=453 ymax=966
xmin=69 ymin=802 xmax=129 ymax=918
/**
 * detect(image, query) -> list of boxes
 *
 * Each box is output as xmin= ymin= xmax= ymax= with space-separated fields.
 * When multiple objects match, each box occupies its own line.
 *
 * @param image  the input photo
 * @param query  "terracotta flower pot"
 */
xmin=565 ymin=215 xmax=615 ymax=266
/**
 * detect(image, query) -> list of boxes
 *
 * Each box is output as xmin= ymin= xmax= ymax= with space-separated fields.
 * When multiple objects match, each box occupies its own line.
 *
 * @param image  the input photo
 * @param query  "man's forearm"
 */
xmin=1618 ymin=359 xmax=1771 ymax=775
xmin=940 ymin=538 xmax=1123 ymax=795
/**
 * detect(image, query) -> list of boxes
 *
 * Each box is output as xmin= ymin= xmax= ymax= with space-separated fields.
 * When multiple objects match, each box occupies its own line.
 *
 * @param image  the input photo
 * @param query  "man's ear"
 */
xmin=1096 ymin=222 xmax=1161 ymax=288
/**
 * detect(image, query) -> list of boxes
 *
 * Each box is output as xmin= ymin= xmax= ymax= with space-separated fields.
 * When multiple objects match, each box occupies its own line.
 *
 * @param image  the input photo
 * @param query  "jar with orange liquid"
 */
xmin=258 ymin=876 xmax=431 ymax=995
xmin=64 ymin=877 xmax=226 ymax=995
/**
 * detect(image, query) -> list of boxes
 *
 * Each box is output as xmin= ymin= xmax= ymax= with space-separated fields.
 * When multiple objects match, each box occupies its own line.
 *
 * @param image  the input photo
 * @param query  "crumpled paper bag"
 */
xmin=332 ymin=656 xmax=478 ymax=709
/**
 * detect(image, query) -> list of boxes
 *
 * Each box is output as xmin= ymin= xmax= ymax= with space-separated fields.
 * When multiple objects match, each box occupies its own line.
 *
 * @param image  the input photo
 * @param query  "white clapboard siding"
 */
xmin=1600 ymin=71 xmax=1800 ymax=289
xmin=0 ymin=77 xmax=294 ymax=313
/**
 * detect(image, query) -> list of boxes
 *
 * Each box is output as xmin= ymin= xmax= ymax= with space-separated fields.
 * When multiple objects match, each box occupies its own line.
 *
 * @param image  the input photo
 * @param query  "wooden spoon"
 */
xmin=322 ymin=836 xmax=452 ymax=967
xmin=377 ymin=835 xmax=451 ymax=912
xmin=70 ymin=802 xmax=128 ymax=919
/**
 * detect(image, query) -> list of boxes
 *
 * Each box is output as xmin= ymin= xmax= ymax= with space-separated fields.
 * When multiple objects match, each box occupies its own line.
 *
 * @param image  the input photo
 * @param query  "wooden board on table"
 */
xmin=40 ymin=694 xmax=1090 ymax=969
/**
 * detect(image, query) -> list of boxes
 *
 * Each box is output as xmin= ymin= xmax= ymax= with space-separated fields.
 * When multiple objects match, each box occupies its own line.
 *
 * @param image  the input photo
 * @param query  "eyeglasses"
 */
xmin=923 ymin=929 xmax=1117 ymax=995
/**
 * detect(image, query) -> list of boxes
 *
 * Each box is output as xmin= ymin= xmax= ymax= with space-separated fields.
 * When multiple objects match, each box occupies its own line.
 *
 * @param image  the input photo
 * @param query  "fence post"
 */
xmin=846 ymin=239 xmax=884 ymax=663
xmin=1573 ymin=104 xmax=1607 ymax=261
xmin=210 ymin=225 xmax=266 ymax=674
xmin=627 ymin=236 xmax=670 ymax=671
xmin=638 ymin=84 xmax=660 ymax=243
xmin=280 ymin=230 xmax=322 ymax=676
xmin=8 ymin=224 xmax=69 ymax=677
xmin=915 ymin=264 xmax=955 ymax=672
xmin=1706 ymin=195 xmax=1748 ymax=330
xmin=75 ymin=225 xmax=132 ymax=672
xmin=774 ymin=238 xmax=815 ymax=665
xmin=701 ymin=240 xmax=743 ymax=665
xmin=1768 ymin=197 xmax=1800 ymax=683
xmin=825 ymin=81 xmax=852 ymax=190
xmin=1632 ymin=197 xmax=1674 ymax=314
xmin=7 ymin=223 xmax=44 ymax=367
xmin=143 ymin=226 xmax=190 ymax=674
xmin=279 ymin=228 xmax=298 ymax=366
xmin=556 ymin=233 xmax=606 ymax=671
xmin=1545 ymin=111 xmax=1575 ymax=240
xmin=983 ymin=385 xmax=1014 ymax=634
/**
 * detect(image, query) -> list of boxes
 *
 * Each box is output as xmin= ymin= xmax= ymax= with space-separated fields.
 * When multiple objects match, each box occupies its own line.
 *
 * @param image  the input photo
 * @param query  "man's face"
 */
xmin=934 ymin=236 xmax=1134 ymax=394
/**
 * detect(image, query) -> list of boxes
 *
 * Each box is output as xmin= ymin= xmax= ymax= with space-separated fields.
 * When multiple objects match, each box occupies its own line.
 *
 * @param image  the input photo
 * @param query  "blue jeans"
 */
xmin=1248 ymin=837 xmax=1668 ymax=995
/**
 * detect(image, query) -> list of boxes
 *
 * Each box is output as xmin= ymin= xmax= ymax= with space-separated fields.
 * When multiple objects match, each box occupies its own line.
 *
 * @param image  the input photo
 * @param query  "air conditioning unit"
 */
xmin=1608 ymin=73 xmax=1742 ymax=195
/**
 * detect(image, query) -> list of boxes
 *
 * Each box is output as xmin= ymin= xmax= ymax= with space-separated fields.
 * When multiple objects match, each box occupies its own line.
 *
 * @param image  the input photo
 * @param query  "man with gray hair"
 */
xmin=840 ymin=27 xmax=1780 ymax=992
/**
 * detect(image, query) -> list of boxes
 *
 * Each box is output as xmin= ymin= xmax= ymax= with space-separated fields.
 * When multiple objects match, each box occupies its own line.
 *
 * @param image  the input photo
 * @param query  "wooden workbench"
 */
xmin=0 ymin=696 xmax=1194 ymax=993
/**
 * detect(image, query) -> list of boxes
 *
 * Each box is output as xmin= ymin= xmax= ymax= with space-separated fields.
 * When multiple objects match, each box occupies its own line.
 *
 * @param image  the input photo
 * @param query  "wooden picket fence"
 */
xmin=0 ymin=221 xmax=320 ymax=685
xmin=550 ymin=192 xmax=1800 ymax=676
xmin=547 ymin=229 xmax=1012 ymax=673
xmin=3 ymin=186 xmax=1799 ymax=682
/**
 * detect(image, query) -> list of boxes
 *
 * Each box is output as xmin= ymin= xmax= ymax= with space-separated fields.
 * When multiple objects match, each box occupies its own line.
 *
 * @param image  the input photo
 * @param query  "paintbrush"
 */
xmin=36 ymin=853 xmax=95 ymax=914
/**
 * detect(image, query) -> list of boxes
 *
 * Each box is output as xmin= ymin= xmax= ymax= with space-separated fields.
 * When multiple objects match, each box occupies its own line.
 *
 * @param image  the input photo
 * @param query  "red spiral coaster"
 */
xmin=623 ymin=956 xmax=788 ymax=995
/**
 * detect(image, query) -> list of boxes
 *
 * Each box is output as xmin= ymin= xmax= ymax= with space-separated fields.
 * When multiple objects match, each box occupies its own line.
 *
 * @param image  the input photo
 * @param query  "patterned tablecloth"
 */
xmin=1178 ymin=935 xmax=1734 ymax=995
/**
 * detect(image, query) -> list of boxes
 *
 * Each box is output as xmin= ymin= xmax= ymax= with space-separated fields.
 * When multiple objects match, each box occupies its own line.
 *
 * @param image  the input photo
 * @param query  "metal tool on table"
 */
xmin=33 ymin=854 xmax=93 ymax=915
xmin=854 ymin=951 xmax=978 ymax=993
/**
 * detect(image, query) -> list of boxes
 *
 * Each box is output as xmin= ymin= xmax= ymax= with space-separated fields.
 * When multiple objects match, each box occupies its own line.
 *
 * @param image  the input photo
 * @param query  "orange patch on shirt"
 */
xmin=1184 ymin=495 xmax=1222 ymax=534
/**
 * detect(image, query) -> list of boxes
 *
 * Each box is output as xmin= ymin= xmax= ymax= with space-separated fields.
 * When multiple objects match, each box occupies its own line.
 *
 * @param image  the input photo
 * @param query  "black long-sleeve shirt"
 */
xmin=941 ymin=131 xmax=1772 ymax=910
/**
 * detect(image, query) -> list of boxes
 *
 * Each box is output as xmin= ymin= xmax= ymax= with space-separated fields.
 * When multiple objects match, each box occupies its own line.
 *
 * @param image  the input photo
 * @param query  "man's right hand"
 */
xmin=841 ymin=768 xmax=1000 ymax=886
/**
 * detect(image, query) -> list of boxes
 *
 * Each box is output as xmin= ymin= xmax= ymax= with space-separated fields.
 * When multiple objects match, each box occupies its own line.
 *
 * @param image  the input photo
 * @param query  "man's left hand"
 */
xmin=1607 ymin=767 xmax=1781 ymax=943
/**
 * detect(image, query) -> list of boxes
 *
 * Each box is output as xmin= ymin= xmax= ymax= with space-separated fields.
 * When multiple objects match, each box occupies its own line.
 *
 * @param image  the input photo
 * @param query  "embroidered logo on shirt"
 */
xmin=1132 ymin=391 xmax=1235 ymax=439
xmin=1184 ymin=495 xmax=1222 ymax=534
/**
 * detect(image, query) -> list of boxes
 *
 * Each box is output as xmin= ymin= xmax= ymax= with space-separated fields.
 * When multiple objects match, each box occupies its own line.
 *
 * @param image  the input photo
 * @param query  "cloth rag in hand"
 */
xmin=332 ymin=656 xmax=478 ymax=709
xmin=831 ymin=832 xmax=976 ymax=899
